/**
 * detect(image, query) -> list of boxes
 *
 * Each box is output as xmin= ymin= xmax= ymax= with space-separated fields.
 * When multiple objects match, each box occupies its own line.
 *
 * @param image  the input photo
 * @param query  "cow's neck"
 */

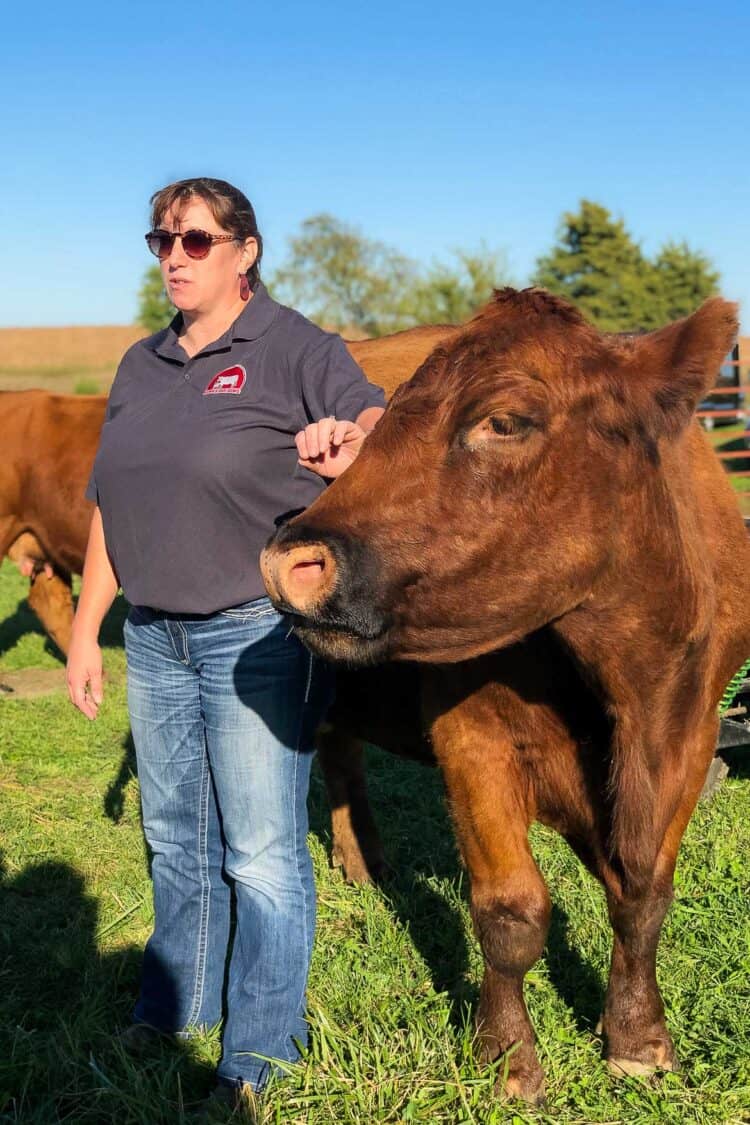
xmin=553 ymin=468 xmax=714 ymax=727
xmin=550 ymin=472 xmax=716 ymax=886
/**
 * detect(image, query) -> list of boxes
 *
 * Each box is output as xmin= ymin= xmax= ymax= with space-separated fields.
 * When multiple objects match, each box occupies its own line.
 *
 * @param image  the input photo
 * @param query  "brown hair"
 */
xmin=150 ymin=177 xmax=263 ymax=289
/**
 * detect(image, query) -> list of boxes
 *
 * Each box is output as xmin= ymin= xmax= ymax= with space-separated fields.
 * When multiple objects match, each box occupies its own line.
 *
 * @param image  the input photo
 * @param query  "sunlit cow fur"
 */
xmin=262 ymin=288 xmax=750 ymax=1101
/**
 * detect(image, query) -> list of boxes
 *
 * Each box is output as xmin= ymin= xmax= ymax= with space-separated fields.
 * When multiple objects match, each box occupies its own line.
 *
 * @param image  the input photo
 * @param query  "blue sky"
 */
xmin=1 ymin=1 xmax=748 ymax=328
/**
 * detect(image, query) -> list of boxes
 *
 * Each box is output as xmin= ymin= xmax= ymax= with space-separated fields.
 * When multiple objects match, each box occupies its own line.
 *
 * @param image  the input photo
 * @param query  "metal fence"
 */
xmin=697 ymin=348 xmax=750 ymax=515
xmin=696 ymin=353 xmax=749 ymax=487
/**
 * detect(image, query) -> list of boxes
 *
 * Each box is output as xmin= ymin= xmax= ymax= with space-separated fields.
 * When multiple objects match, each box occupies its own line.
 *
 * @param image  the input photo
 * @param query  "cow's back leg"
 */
xmin=316 ymin=724 xmax=387 ymax=884
xmin=599 ymin=716 xmax=718 ymax=1076
xmin=430 ymin=703 xmax=550 ymax=1103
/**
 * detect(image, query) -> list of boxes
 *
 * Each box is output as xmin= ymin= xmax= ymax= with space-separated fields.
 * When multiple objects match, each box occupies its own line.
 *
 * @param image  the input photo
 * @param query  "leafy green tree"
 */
xmin=403 ymin=244 xmax=514 ymax=325
xmin=137 ymin=264 xmax=174 ymax=333
xmin=269 ymin=213 xmax=416 ymax=336
xmin=269 ymin=216 xmax=513 ymax=335
xmin=532 ymin=200 xmax=719 ymax=331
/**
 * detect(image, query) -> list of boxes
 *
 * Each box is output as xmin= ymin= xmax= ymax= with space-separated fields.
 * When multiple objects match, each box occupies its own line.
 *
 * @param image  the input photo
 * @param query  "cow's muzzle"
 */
xmin=260 ymin=526 xmax=391 ymax=664
xmin=261 ymin=537 xmax=336 ymax=616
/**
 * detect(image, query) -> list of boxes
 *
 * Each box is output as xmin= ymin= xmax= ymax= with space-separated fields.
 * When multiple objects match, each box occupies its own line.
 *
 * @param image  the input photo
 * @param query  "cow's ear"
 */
xmin=622 ymin=298 xmax=739 ymax=438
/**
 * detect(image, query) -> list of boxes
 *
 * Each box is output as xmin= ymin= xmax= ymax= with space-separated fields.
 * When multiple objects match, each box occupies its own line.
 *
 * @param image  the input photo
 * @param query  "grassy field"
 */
xmin=1 ymin=562 xmax=749 ymax=1124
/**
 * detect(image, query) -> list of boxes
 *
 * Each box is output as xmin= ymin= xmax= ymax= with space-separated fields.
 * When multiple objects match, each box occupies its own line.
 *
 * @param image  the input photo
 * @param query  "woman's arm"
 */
xmin=356 ymin=405 xmax=386 ymax=434
xmin=66 ymin=507 xmax=120 ymax=720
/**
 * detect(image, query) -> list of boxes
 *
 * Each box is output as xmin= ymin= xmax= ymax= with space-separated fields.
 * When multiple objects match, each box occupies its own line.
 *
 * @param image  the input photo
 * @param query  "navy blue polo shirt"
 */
xmin=86 ymin=282 xmax=385 ymax=613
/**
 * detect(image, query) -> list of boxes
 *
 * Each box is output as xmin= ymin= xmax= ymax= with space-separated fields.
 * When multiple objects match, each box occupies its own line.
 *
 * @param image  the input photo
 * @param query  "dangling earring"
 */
xmin=239 ymin=274 xmax=250 ymax=301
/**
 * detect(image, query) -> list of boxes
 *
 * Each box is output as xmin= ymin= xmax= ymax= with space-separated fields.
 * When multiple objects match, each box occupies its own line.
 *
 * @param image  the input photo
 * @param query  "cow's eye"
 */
xmin=484 ymin=414 xmax=534 ymax=440
xmin=459 ymin=412 xmax=537 ymax=452
xmin=489 ymin=415 xmax=521 ymax=437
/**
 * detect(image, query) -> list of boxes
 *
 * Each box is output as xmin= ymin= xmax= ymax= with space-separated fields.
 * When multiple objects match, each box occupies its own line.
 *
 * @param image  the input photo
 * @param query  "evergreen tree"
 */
xmin=137 ymin=264 xmax=174 ymax=333
xmin=532 ymin=201 xmax=719 ymax=331
xmin=653 ymin=241 xmax=720 ymax=322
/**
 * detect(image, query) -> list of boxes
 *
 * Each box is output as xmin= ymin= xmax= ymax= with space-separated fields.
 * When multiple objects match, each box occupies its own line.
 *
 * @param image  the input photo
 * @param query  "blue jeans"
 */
xmin=123 ymin=596 xmax=333 ymax=1091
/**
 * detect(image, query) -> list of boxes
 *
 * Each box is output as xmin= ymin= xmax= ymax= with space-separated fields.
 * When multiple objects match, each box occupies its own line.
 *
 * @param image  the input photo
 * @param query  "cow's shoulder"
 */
xmin=347 ymin=326 xmax=458 ymax=399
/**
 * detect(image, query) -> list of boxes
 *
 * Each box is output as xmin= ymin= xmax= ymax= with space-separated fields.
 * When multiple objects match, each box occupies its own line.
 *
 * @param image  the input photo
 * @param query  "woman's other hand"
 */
xmin=67 ymin=633 xmax=104 ymax=720
xmin=295 ymin=417 xmax=366 ymax=479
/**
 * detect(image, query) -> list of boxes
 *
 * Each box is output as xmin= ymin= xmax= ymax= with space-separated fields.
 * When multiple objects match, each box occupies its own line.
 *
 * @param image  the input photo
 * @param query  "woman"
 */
xmin=66 ymin=177 xmax=385 ymax=1103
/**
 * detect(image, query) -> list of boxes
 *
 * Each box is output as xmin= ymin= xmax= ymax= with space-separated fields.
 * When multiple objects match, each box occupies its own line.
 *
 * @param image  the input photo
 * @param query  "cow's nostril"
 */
xmin=290 ymin=558 xmax=325 ymax=587
xmin=272 ymin=541 xmax=338 ymax=612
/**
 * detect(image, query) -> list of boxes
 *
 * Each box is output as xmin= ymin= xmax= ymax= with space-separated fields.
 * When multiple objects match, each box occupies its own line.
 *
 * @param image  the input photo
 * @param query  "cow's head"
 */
xmin=261 ymin=289 xmax=738 ymax=664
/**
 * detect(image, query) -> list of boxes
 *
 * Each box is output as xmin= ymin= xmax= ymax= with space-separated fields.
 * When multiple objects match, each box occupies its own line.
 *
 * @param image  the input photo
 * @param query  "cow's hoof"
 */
xmin=332 ymin=847 xmax=389 ymax=885
xmin=606 ymin=1047 xmax=678 ymax=1079
xmin=502 ymin=1068 xmax=546 ymax=1105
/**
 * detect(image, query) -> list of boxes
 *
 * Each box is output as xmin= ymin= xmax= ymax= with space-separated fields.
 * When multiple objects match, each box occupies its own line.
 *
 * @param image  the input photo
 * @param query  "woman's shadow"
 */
xmin=0 ymin=854 xmax=215 ymax=1120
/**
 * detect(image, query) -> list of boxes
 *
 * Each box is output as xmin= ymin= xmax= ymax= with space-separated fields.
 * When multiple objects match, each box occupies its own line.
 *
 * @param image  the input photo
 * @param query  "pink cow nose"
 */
xmin=261 ymin=541 xmax=338 ymax=615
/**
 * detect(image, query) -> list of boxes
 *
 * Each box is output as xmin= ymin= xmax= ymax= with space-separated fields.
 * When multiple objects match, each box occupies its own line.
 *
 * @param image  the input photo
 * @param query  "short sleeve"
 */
xmin=84 ymin=403 xmax=109 ymax=503
xmin=84 ymin=370 xmax=119 ymax=503
xmin=299 ymin=333 xmax=385 ymax=424
xmin=84 ymin=471 xmax=98 ymax=504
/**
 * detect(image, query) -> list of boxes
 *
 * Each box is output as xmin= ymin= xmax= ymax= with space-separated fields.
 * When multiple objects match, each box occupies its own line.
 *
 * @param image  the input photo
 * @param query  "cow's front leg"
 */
xmin=602 ymin=883 xmax=676 ymax=1077
xmin=430 ymin=697 xmax=550 ymax=1103
xmin=27 ymin=566 xmax=74 ymax=656
xmin=601 ymin=719 xmax=718 ymax=1077
xmin=7 ymin=532 xmax=75 ymax=656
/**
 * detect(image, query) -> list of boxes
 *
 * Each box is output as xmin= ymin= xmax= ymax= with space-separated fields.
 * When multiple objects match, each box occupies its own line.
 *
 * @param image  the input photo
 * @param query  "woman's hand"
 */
xmin=295 ymin=417 xmax=367 ymax=479
xmin=67 ymin=633 xmax=104 ymax=720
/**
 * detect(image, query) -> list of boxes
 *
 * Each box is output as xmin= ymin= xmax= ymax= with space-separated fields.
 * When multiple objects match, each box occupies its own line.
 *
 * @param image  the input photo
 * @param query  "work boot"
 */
xmin=186 ymin=1081 xmax=262 ymax=1122
xmin=115 ymin=1021 xmax=176 ymax=1057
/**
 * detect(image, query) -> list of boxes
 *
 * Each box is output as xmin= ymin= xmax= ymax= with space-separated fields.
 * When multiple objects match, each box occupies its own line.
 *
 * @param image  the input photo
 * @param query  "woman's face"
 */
xmin=157 ymin=197 xmax=258 ymax=316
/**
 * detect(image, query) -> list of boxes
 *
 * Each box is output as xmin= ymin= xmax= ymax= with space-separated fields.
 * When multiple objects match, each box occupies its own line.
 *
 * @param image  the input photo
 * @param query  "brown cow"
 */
xmin=261 ymin=289 xmax=750 ymax=1101
xmin=0 ymin=391 xmax=107 ymax=654
xmin=0 ymin=325 xmax=455 ymax=654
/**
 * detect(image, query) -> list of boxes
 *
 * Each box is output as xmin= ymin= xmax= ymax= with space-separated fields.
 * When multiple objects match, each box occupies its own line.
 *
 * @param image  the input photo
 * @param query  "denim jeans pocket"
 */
xmin=218 ymin=597 xmax=280 ymax=622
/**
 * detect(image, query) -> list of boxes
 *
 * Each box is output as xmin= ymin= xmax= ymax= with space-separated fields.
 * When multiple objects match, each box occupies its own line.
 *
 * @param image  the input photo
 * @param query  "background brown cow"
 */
xmin=262 ymin=289 xmax=750 ymax=1102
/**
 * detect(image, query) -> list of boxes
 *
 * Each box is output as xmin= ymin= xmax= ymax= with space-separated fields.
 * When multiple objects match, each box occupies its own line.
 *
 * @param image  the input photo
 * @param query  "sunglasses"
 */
xmin=145 ymin=228 xmax=236 ymax=261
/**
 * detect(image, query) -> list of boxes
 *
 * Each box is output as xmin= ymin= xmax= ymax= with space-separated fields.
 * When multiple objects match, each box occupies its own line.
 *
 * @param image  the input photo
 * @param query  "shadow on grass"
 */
xmin=104 ymin=731 xmax=137 ymax=824
xmin=0 ymin=857 xmax=214 ymax=1123
xmin=0 ymin=597 xmax=66 ymax=663
xmin=307 ymin=744 xmax=605 ymax=1037
xmin=0 ymin=592 xmax=128 ymax=662
xmin=723 ymin=744 xmax=750 ymax=781
xmin=99 ymin=593 xmax=129 ymax=649
xmin=546 ymin=904 xmax=603 ymax=1031
xmin=102 ymin=715 xmax=607 ymax=1053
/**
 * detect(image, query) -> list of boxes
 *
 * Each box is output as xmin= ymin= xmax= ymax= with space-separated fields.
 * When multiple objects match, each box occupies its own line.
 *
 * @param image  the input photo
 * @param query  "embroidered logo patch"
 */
xmin=203 ymin=365 xmax=247 ymax=395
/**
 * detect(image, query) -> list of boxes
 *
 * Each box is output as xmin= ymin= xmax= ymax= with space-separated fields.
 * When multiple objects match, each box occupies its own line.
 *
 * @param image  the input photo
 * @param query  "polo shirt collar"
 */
xmin=149 ymin=281 xmax=279 ymax=363
xmin=232 ymin=281 xmax=279 ymax=341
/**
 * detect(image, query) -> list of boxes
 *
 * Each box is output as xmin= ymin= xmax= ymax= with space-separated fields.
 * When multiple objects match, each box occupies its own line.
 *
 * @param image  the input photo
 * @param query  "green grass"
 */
xmin=73 ymin=378 xmax=102 ymax=395
xmin=1 ymin=559 xmax=749 ymax=1123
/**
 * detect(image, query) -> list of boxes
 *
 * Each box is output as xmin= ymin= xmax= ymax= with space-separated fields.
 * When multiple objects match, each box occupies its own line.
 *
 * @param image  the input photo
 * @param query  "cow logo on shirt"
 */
xmin=203 ymin=365 xmax=247 ymax=395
